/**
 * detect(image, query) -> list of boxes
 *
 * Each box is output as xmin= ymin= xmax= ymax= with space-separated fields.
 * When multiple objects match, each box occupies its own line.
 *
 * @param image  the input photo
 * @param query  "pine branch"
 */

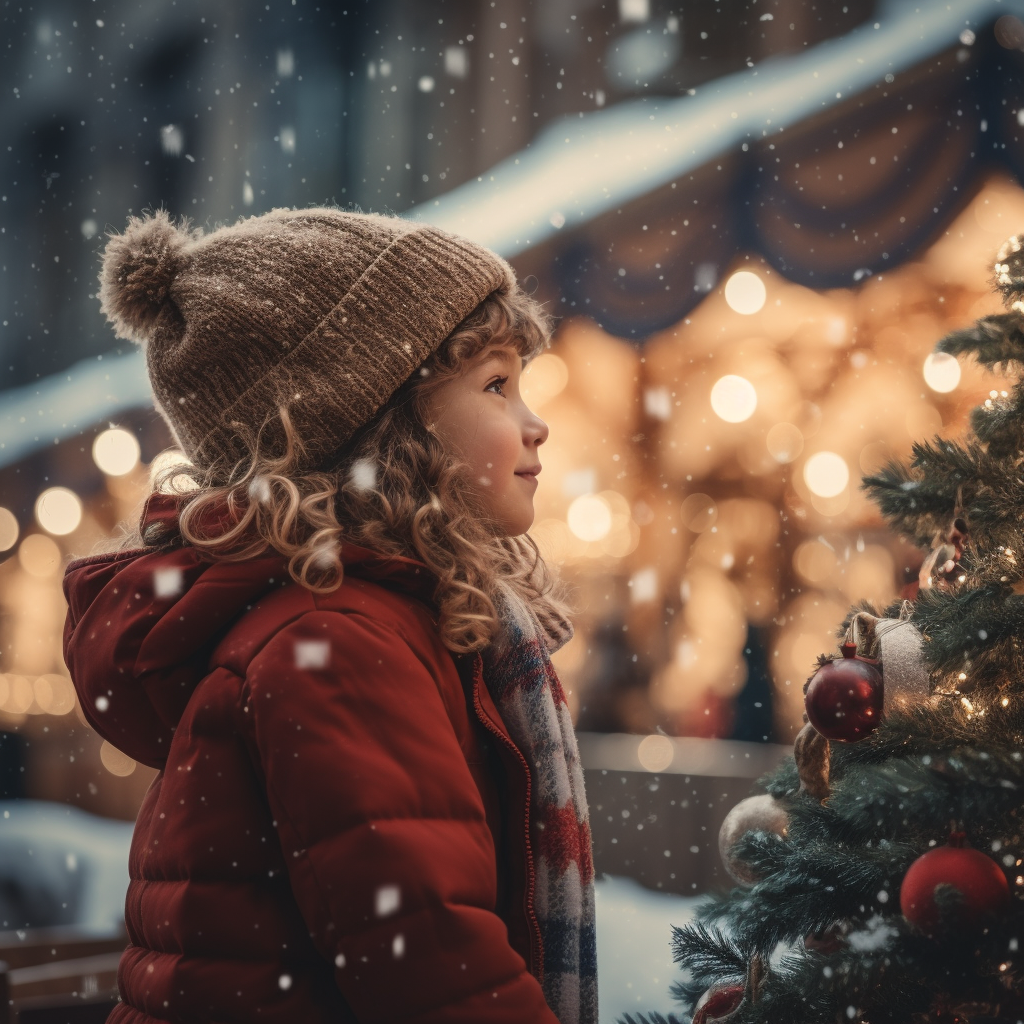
xmin=935 ymin=312 xmax=1024 ymax=369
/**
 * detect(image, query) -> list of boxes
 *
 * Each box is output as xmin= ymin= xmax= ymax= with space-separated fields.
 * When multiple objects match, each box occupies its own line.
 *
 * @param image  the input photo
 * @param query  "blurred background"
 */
xmin=2 ymin=0 xmax=1024 ymax=1016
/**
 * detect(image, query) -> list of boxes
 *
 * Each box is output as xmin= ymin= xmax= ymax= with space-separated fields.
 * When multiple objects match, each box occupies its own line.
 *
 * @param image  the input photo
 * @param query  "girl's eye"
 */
xmin=486 ymin=376 xmax=509 ymax=396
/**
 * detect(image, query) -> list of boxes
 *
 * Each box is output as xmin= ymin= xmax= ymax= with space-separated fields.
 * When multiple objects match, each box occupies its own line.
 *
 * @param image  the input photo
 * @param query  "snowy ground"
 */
xmin=596 ymin=875 xmax=698 ymax=1024
xmin=1 ymin=802 xmax=698 ymax=1020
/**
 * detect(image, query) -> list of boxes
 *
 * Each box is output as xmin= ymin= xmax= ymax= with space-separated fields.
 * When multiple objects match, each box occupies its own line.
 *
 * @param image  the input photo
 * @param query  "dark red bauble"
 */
xmin=900 ymin=834 xmax=1011 ymax=935
xmin=692 ymin=982 xmax=744 ymax=1024
xmin=805 ymin=642 xmax=884 ymax=742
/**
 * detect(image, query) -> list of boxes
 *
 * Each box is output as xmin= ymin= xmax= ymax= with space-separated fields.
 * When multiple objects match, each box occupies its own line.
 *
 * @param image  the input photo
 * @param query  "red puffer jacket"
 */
xmin=62 ymin=493 xmax=560 ymax=1024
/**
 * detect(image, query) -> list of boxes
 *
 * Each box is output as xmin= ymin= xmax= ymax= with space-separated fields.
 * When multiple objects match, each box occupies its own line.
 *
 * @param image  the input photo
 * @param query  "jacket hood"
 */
xmin=62 ymin=493 xmax=432 ymax=769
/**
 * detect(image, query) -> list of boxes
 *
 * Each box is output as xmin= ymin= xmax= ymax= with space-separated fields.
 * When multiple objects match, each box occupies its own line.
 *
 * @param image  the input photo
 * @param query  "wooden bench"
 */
xmin=0 ymin=927 xmax=125 ymax=1023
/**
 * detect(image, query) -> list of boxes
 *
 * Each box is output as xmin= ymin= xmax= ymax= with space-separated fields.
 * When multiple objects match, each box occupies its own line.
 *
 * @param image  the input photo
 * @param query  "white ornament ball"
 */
xmin=718 ymin=794 xmax=790 ymax=885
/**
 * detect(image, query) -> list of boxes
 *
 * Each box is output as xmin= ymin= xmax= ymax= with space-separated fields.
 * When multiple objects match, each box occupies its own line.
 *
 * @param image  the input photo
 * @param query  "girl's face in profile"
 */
xmin=426 ymin=343 xmax=549 ymax=537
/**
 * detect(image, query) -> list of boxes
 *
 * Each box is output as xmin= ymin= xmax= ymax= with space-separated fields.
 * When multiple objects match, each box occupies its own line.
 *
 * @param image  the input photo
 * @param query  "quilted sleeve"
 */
xmin=241 ymin=609 xmax=559 ymax=1024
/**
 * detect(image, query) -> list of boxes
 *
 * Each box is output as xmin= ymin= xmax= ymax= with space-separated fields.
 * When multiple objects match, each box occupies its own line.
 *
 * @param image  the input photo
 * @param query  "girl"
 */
xmin=62 ymin=208 xmax=596 ymax=1024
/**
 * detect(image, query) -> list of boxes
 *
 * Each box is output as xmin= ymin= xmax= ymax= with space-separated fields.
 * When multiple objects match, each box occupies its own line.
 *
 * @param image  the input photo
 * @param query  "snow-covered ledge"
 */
xmin=3 ymin=0 xmax=1013 ymax=470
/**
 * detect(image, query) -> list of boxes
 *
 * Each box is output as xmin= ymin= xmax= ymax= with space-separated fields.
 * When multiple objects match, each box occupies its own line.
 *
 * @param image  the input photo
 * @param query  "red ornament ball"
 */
xmin=900 ymin=834 xmax=1011 ymax=935
xmin=692 ymin=982 xmax=744 ymax=1024
xmin=805 ymin=643 xmax=884 ymax=742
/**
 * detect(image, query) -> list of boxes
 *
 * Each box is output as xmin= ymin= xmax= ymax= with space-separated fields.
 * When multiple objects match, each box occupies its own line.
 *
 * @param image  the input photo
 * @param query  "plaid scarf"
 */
xmin=481 ymin=598 xmax=597 ymax=1024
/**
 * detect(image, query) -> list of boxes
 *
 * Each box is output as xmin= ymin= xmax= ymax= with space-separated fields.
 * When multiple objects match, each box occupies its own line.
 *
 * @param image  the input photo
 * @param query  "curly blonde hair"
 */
xmin=141 ymin=287 xmax=570 ymax=653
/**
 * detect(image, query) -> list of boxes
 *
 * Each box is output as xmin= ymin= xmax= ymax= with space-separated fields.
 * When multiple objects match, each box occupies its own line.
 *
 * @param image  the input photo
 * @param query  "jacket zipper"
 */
xmin=469 ymin=654 xmax=544 ymax=981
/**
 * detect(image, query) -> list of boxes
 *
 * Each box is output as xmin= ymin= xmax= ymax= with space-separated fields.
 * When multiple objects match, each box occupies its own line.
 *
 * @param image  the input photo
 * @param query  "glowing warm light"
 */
xmin=637 ymin=734 xmax=674 ymax=772
xmin=567 ymin=494 xmax=613 ymax=541
xmin=18 ymin=533 xmax=62 ymax=578
xmin=149 ymin=449 xmax=198 ymax=492
xmin=680 ymin=493 xmax=717 ymax=532
xmin=723 ymin=270 xmax=767 ymax=315
xmin=923 ymin=352 xmax=961 ymax=393
xmin=521 ymin=353 xmax=569 ymax=408
xmin=803 ymin=452 xmax=850 ymax=498
xmin=630 ymin=567 xmax=658 ymax=603
xmin=34 ymin=486 xmax=82 ymax=536
xmin=100 ymin=740 xmax=137 ymax=776
xmin=1 ymin=676 xmax=34 ymax=715
xmin=710 ymin=375 xmax=757 ymax=423
xmin=92 ymin=427 xmax=141 ymax=476
xmin=0 ymin=507 xmax=18 ymax=552
xmin=793 ymin=540 xmax=837 ymax=583
xmin=766 ymin=423 xmax=804 ymax=463
xmin=34 ymin=674 xmax=75 ymax=715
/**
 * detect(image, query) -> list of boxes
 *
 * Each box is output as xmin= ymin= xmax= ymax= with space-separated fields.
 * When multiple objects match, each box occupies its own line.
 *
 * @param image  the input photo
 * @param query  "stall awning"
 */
xmin=3 ymin=0 xmax=1023 ymax=469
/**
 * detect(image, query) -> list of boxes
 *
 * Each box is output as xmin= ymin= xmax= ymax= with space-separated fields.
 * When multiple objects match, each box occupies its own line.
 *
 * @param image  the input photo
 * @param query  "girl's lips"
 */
xmin=515 ymin=466 xmax=541 ymax=482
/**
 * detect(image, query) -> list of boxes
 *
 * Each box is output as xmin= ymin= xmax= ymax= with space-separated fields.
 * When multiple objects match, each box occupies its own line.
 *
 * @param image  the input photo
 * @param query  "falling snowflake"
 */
xmin=349 ymin=459 xmax=377 ymax=492
xmin=376 ymin=884 xmax=400 ymax=917
xmin=629 ymin=568 xmax=658 ymax=603
xmin=294 ymin=640 xmax=330 ymax=670
xmin=392 ymin=934 xmax=405 ymax=958
xmin=153 ymin=567 xmax=184 ymax=598
xmin=160 ymin=125 xmax=184 ymax=156
xmin=643 ymin=387 xmax=672 ymax=421
xmin=248 ymin=475 xmax=272 ymax=503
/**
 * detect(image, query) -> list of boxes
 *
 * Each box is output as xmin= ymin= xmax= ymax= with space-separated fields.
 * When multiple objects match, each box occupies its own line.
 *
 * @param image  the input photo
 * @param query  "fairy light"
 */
xmin=710 ymin=375 xmax=757 ymax=423
xmin=723 ymin=271 xmax=767 ymax=315
xmin=92 ymin=427 xmax=141 ymax=476
xmin=958 ymin=672 xmax=968 ymax=682
xmin=961 ymin=696 xmax=975 ymax=713
xmin=922 ymin=352 xmax=961 ymax=393
xmin=1003 ymin=697 xmax=1011 ymax=707
xmin=804 ymin=452 xmax=850 ymax=498
xmin=34 ymin=487 xmax=82 ymax=536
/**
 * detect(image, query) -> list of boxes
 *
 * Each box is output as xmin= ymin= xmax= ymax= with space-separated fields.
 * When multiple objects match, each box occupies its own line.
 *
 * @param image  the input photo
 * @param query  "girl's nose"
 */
xmin=526 ymin=409 xmax=549 ymax=448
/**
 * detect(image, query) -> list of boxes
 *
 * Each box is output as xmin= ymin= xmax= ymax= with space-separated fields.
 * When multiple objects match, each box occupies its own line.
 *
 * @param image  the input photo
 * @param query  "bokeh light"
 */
xmin=33 ymin=674 xmax=76 ymax=715
xmin=521 ymin=353 xmax=569 ymax=407
xmin=680 ymin=493 xmax=718 ymax=532
xmin=92 ymin=427 xmax=142 ymax=476
xmin=710 ymin=374 xmax=757 ymax=423
xmin=34 ymin=486 xmax=82 ymax=536
xmin=766 ymin=423 xmax=804 ymax=463
xmin=0 ymin=507 xmax=18 ymax=552
xmin=0 ymin=675 xmax=34 ymax=715
xmin=99 ymin=740 xmax=137 ymax=777
xmin=922 ymin=352 xmax=962 ymax=393
xmin=567 ymin=494 xmax=613 ymax=541
xmin=803 ymin=451 xmax=850 ymax=498
xmin=723 ymin=270 xmax=767 ymax=314
xmin=18 ymin=533 xmax=62 ymax=578
xmin=637 ymin=734 xmax=674 ymax=772
xmin=149 ymin=449 xmax=198 ymax=492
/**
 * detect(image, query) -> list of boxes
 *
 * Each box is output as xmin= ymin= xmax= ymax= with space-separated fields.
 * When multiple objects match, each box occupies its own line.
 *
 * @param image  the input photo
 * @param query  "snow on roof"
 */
xmin=1 ymin=0 xmax=1015 ymax=471
xmin=408 ymin=0 xmax=1017 ymax=257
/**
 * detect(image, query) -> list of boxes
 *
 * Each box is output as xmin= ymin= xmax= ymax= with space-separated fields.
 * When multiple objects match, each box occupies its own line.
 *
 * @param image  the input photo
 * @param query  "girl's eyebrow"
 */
xmin=477 ymin=346 xmax=518 ymax=367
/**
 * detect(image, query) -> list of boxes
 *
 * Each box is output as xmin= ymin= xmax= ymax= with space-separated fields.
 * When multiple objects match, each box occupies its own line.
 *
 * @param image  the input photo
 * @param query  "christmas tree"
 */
xmin=628 ymin=236 xmax=1024 ymax=1024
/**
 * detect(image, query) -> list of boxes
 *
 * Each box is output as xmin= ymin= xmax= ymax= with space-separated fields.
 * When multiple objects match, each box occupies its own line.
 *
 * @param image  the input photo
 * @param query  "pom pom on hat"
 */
xmin=96 ymin=205 xmax=519 ymax=479
xmin=99 ymin=209 xmax=193 ymax=344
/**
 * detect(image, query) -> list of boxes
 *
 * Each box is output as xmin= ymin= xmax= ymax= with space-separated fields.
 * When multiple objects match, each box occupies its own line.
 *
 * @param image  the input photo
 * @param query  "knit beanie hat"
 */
xmin=99 ymin=207 xmax=517 ymax=480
